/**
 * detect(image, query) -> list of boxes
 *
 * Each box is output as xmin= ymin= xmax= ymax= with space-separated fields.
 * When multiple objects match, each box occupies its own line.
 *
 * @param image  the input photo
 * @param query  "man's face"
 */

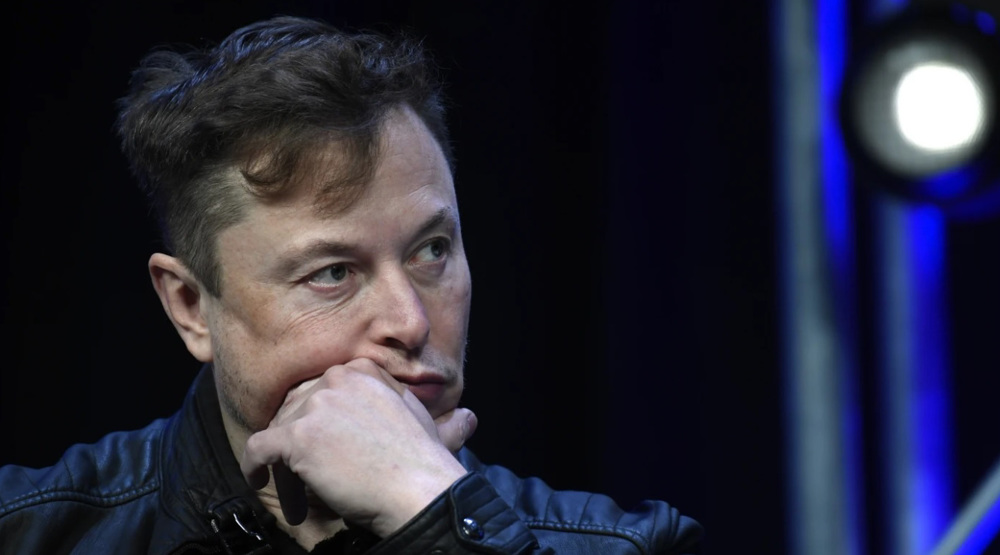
xmin=202 ymin=107 xmax=471 ymax=435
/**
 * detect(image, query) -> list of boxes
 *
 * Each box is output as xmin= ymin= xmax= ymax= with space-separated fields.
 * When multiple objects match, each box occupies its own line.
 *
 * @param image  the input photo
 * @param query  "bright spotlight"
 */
xmin=894 ymin=62 xmax=986 ymax=152
xmin=840 ymin=3 xmax=1000 ymax=212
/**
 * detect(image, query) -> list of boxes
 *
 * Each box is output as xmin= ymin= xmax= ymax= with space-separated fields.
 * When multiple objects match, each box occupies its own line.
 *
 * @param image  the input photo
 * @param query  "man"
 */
xmin=0 ymin=16 xmax=702 ymax=554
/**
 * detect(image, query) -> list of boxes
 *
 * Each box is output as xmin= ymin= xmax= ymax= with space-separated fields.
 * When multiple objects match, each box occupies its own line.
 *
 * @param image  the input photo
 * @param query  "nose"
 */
xmin=368 ymin=269 xmax=431 ymax=354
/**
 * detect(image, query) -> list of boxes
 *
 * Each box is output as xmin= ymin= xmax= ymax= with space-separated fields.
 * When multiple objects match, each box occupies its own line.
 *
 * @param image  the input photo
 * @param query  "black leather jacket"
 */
xmin=0 ymin=368 xmax=702 ymax=554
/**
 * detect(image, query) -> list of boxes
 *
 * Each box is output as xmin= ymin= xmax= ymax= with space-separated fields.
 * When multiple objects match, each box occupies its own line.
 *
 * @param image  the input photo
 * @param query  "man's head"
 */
xmin=118 ymin=17 xmax=471 ymax=440
xmin=117 ymin=16 xmax=453 ymax=296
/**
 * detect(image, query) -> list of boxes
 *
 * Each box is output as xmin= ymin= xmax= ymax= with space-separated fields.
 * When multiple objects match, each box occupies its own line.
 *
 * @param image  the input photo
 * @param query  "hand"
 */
xmin=239 ymin=358 xmax=475 ymax=536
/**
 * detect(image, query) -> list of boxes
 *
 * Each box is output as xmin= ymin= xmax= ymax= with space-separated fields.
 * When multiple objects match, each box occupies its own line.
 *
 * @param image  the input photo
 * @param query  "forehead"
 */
xmin=290 ymin=106 xmax=454 ymax=217
xmin=215 ymin=107 xmax=457 ymax=268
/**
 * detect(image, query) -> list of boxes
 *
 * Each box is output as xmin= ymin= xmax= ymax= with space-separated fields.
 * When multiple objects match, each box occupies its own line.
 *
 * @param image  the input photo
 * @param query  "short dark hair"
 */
xmin=116 ymin=15 xmax=452 ymax=296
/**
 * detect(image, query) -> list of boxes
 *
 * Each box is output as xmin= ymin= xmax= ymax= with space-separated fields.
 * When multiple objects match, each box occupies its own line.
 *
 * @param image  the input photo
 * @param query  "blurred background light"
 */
xmin=835 ymin=2 xmax=1000 ymax=554
xmin=894 ymin=62 xmax=986 ymax=153
xmin=840 ymin=4 xmax=1000 ymax=211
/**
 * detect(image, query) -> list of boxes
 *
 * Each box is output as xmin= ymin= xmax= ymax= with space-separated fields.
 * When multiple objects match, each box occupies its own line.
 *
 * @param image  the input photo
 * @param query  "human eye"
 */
xmin=411 ymin=238 xmax=451 ymax=266
xmin=308 ymin=263 xmax=352 ymax=288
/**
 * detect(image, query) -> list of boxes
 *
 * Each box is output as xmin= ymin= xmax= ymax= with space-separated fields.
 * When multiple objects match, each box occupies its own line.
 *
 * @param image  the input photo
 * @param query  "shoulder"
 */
xmin=457 ymin=449 xmax=703 ymax=555
xmin=0 ymin=420 xmax=168 ymax=554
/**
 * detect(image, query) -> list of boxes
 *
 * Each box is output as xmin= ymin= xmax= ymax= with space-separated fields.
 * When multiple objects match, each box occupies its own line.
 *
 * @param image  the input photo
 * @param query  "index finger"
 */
xmin=272 ymin=359 xmax=403 ymax=426
xmin=343 ymin=358 xmax=408 ymax=396
xmin=241 ymin=428 xmax=286 ymax=489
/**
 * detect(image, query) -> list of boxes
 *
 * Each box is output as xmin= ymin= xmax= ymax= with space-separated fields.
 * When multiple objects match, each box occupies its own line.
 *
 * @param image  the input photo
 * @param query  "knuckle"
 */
xmin=243 ymin=433 xmax=265 ymax=458
xmin=303 ymin=388 xmax=336 ymax=412
xmin=321 ymin=366 xmax=345 ymax=385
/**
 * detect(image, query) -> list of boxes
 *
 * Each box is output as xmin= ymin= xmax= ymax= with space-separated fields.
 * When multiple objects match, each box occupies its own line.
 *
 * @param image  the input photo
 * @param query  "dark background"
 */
xmin=1 ymin=1 xmax=997 ymax=554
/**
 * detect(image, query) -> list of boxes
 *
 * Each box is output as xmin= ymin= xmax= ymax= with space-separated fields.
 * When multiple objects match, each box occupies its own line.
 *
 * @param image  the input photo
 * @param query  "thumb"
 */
xmin=434 ymin=408 xmax=478 ymax=453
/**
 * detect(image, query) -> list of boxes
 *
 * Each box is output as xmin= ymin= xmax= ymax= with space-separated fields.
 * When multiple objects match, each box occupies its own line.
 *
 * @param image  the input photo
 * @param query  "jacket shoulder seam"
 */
xmin=0 ymin=480 xmax=160 ymax=517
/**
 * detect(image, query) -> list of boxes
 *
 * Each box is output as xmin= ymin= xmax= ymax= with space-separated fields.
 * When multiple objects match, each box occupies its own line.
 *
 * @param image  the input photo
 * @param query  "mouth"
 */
xmin=395 ymin=374 xmax=450 ymax=405
xmin=405 ymin=382 xmax=448 ymax=405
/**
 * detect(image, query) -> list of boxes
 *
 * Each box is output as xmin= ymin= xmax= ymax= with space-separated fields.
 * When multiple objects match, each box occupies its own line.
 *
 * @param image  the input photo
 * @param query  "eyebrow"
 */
xmin=412 ymin=207 xmax=457 ymax=242
xmin=271 ymin=206 xmax=459 ymax=279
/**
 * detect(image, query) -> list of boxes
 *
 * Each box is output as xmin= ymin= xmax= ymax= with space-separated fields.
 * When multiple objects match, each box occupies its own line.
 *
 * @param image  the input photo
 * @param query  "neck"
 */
xmin=218 ymin=398 xmax=347 ymax=550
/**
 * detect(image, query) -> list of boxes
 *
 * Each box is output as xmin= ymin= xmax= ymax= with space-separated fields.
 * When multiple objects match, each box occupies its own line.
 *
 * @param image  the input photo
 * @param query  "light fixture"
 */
xmin=840 ymin=2 xmax=1000 ymax=214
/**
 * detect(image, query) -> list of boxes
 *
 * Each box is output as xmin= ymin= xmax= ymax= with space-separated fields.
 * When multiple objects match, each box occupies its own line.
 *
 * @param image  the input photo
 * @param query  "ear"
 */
xmin=148 ymin=253 xmax=214 ymax=362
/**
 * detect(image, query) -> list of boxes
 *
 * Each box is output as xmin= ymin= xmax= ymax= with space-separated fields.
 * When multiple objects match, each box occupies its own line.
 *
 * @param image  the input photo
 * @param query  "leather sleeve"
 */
xmin=366 ymin=466 xmax=703 ymax=555
xmin=368 ymin=472 xmax=541 ymax=554
xmin=458 ymin=449 xmax=702 ymax=554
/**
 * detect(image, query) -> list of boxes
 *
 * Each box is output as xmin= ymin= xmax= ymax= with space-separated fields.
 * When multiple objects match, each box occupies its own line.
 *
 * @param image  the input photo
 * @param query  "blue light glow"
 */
xmin=820 ymin=0 xmax=850 ymax=271
xmin=948 ymin=181 xmax=1000 ymax=221
xmin=950 ymin=3 xmax=974 ymax=25
xmin=819 ymin=1 xmax=863 ymax=554
xmin=906 ymin=207 xmax=953 ymax=553
xmin=975 ymin=11 xmax=997 ymax=35
xmin=857 ymin=1 xmax=957 ymax=553
xmin=919 ymin=167 xmax=977 ymax=200
xmin=955 ymin=490 xmax=1000 ymax=555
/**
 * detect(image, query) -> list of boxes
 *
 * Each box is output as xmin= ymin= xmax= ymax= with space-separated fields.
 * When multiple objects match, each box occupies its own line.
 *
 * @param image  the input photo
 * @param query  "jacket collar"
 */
xmin=150 ymin=365 xmax=281 ymax=554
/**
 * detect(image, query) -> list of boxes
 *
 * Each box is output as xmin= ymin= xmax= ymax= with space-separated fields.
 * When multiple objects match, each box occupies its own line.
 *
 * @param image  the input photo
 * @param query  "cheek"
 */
xmin=445 ymin=258 xmax=472 ymax=317
xmin=430 ymin=276 xmax=472 ymax=341
xmin=214 ymin=300 xmax=370 ymax=428
xmin=263 ymin=308 xmax=370 ymax=388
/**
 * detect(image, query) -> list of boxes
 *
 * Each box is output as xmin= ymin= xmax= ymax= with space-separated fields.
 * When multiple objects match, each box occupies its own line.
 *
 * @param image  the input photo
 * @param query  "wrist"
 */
xmin=371 ymin=456 xmax=468 ymax=537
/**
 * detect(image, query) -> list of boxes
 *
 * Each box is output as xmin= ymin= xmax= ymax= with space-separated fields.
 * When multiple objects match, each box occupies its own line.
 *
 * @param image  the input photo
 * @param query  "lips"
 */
xmin=405 ymin=382 xmax=447 ymax=404
xmin=394 ymin=374 xmax=450 ymax=405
